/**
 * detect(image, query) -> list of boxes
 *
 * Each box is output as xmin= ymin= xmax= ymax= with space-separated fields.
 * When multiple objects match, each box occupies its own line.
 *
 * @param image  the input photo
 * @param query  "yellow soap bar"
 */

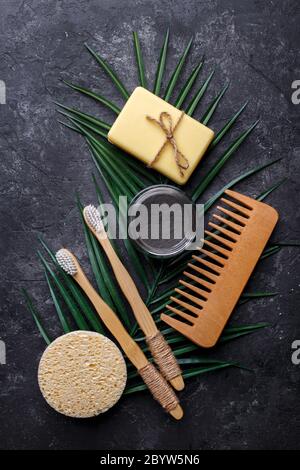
xmin=108 ymin=87 xmax=214 ymax=185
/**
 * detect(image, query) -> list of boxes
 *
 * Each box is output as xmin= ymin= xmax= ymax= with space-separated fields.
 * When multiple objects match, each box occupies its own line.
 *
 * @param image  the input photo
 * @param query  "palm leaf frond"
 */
xmin=175 ymin=61 xmax=203 ymax=108
xmin=55 ymin=101 xmax=111 ymax=130
xmin=164 ymin=36 xmax=193 ymax=101
xmin=153 ymin=28 xmax=170 ymax=95
xmin=22 ymin=289 xmax=52 ymax=345
xmin=58 ymin=109 xmax=108 ymax=139
xmin=133 ymin=32 xmax=147 ymax=88
xmin=84 ymin=43 xmax=130 ymax=100
xmin=62 ymin=79 xmax=121 ymax=114
xmin=193 ymin=120 xmax=259 ymax=201
xmin=201 ymin=82 xmax=229 ymax=125
xmin=186 ymin=69 xmax=215 ymax=116
xmin=202 ymin=157 xmax=281 ymax=209
xmin=256 ymin=178 xmax=286 ymax=201
xmin=209 ymin=101 xmax=248 ymax=149
xmin=44 ymin=270 xmax=72 ymax=334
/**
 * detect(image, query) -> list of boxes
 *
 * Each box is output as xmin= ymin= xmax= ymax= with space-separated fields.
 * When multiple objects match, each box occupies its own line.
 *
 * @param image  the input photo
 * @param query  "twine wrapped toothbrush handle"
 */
xmin=146 ymin=331 xmax=182 ymax=382
xmin=138 ymin=362 xmax=179 ymax=412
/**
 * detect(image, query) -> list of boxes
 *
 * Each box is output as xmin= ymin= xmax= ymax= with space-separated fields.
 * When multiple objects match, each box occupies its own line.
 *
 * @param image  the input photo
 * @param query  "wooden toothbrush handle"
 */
xmin=101 ymin=238 xmax=157 ymax=334
xmin=100 ymin=238 xmax=184 ymax=391
xmin=76 ymin=271 xmax=147 ymax=369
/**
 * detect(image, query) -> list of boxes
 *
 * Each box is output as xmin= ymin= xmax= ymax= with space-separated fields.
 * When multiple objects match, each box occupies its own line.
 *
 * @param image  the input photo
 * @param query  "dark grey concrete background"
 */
xmin=0 ymin=0 xmax=299 ymax=450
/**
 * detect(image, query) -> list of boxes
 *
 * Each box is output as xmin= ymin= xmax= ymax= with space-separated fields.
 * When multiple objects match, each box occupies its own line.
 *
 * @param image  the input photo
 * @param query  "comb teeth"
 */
xmin=208 ymin=222 xmax=238 ymax=242
xmin=212 ymin=214 xmax=243 ymax=233
xmin=166 ymin=305 xmax=196 ymax=324
xmin=217 ymin=206 xmax=246 ymax=226
xmin=175 ymin=287 xmax=205 ymax=308
xmin=180 ymin=278 xmax=210 ymax=298
xmin=190 ymin=255 xmax=222 ymax=274
xmin=220 ymin=197 xmax=251 ymax=218
xmin=84 ymin=205 xmax=104 ymax=233
xmin=202 ymin=238 xmax=230 ymax=258
xmin=185 ymin=266 xmax=217 ymax=284
xmin=224 ymin=189 xmax=254 ymax=210
xmin=169 ymin=296 xmax=201 ymax=317
xmin=204 ymin=230 xmax=234 ymax=250
xmin=56 ymin=249 xmax=77 ymax=276
xmin=161 ymin=312 xmax=195 ymax=334
xmin=197 ymin=247 xmax=226 ymax=265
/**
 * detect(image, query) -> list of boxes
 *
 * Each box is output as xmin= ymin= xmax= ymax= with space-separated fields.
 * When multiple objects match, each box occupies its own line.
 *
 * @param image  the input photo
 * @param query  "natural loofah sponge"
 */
xmin=38 ymin=331 xmax=127 ymax=418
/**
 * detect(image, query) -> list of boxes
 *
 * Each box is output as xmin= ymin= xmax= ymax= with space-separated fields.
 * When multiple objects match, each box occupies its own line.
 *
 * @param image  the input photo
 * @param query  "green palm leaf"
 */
xmin=84 ymin=43 xmax=130 ymax=100
xmin=67 ymin=117 xmax=142 ymax=195
xmin=91 ymin=134 xmax=159 ymax=185
xmin=192 ymin=120 xmax=259 ymax=201
xmin=186 ymin=69 xmax=215 ymax=115
xmin=124 ymin=363 xmax=233 ymax=394
xmin=153 ymin=28 xmax=169 ymax=95
xmin=133 ymin=32 xmax=147 ymax=88
xmin=57 ymin=109 xmax=108 ymax=139
xmin=242 ymin=292 xmax=278 ymax=299
xmin=209 ymin=101 xmax=248 ymax=149
xmin=256 ymin=178 xmax=286 ymax=201
xmin=90 ymin=138 xmax=140 ymax=196
xmin=201 ymin=82 xmax=229 ymax=125
xmin=22 ymin=289 xmax=51 ymax=345
xmin=55 ymin=101 xmax=111 ymax=130
xmin=90 ymin=137 xmax=145 ymax=192
xmin=174 ymin=61 xmax=203 ymax=108
xmin=164 ymin=36 xmax=193 ymax=101
xmin=44 ymin=270 xmax=72 ymax=334
xmin=63 ymin=79 xmax=121 ymax=114
xmin=202 ymin=157 xmax=281 ymax=209
xmin=63 ymin=116 xmax=136 ymax=198
xmin=260 ymin=245 xmax=281 ymax=260
xmin=271 ymin=241 xmax=300 ymax=247
xmin=88 ymin=140 xmax=135 ymax=200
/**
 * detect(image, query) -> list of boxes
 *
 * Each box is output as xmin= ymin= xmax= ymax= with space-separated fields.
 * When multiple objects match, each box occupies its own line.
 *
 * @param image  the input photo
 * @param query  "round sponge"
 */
xmin=38 ymin=331 xmax=127 ymax=418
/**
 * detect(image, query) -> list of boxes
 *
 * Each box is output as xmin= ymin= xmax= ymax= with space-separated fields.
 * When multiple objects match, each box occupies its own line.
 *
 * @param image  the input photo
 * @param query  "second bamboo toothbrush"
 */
xmin=55 ymin=248 xmax=183 ymax=420
xmin=83 ymin=204 xmax=184 ymax=391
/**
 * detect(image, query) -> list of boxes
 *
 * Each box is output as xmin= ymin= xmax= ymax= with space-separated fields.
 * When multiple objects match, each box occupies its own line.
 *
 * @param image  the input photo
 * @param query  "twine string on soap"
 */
xmin=146 ymin=331 xmax=182 ymax=381
xmin=146 ymin=111 xmax=189 ymax=176
xmin=138 ymin=362 xmax=179 ymax=412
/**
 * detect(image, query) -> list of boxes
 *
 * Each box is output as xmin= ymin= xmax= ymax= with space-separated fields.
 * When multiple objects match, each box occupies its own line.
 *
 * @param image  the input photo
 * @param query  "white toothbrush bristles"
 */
xmin=84 ymin=205 xmax=104 ymax=233
xmin=56 ymin=249 xmax=77 ymax=276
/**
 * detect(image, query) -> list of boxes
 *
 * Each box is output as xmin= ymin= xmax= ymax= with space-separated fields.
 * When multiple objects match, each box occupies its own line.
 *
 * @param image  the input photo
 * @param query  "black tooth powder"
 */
xmin=128 ymin=185 xmax=197 ymax=258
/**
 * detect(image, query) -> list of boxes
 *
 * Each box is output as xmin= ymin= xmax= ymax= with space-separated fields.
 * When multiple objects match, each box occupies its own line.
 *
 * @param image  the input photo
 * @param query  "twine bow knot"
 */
xmin=146 ymin=111 xmax=189 ymax=177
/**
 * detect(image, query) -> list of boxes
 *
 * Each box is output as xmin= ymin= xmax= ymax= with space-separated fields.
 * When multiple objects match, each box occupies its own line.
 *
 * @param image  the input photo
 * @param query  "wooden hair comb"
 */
xmin=161 ymin=190 xmax=279 ymax=348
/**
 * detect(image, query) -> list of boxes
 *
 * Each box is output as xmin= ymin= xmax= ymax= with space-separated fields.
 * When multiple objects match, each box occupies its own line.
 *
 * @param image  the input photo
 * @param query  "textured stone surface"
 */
xmin=0 ymin=0 xmax=299 ymax=450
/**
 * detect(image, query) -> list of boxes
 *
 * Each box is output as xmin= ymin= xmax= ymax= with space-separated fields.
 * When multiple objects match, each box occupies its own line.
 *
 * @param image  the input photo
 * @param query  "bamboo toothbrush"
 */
xmin=83 ymin=204 xmax=184 ymax=391
xmin=55 ymin=248 xmax=183 ymax=420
